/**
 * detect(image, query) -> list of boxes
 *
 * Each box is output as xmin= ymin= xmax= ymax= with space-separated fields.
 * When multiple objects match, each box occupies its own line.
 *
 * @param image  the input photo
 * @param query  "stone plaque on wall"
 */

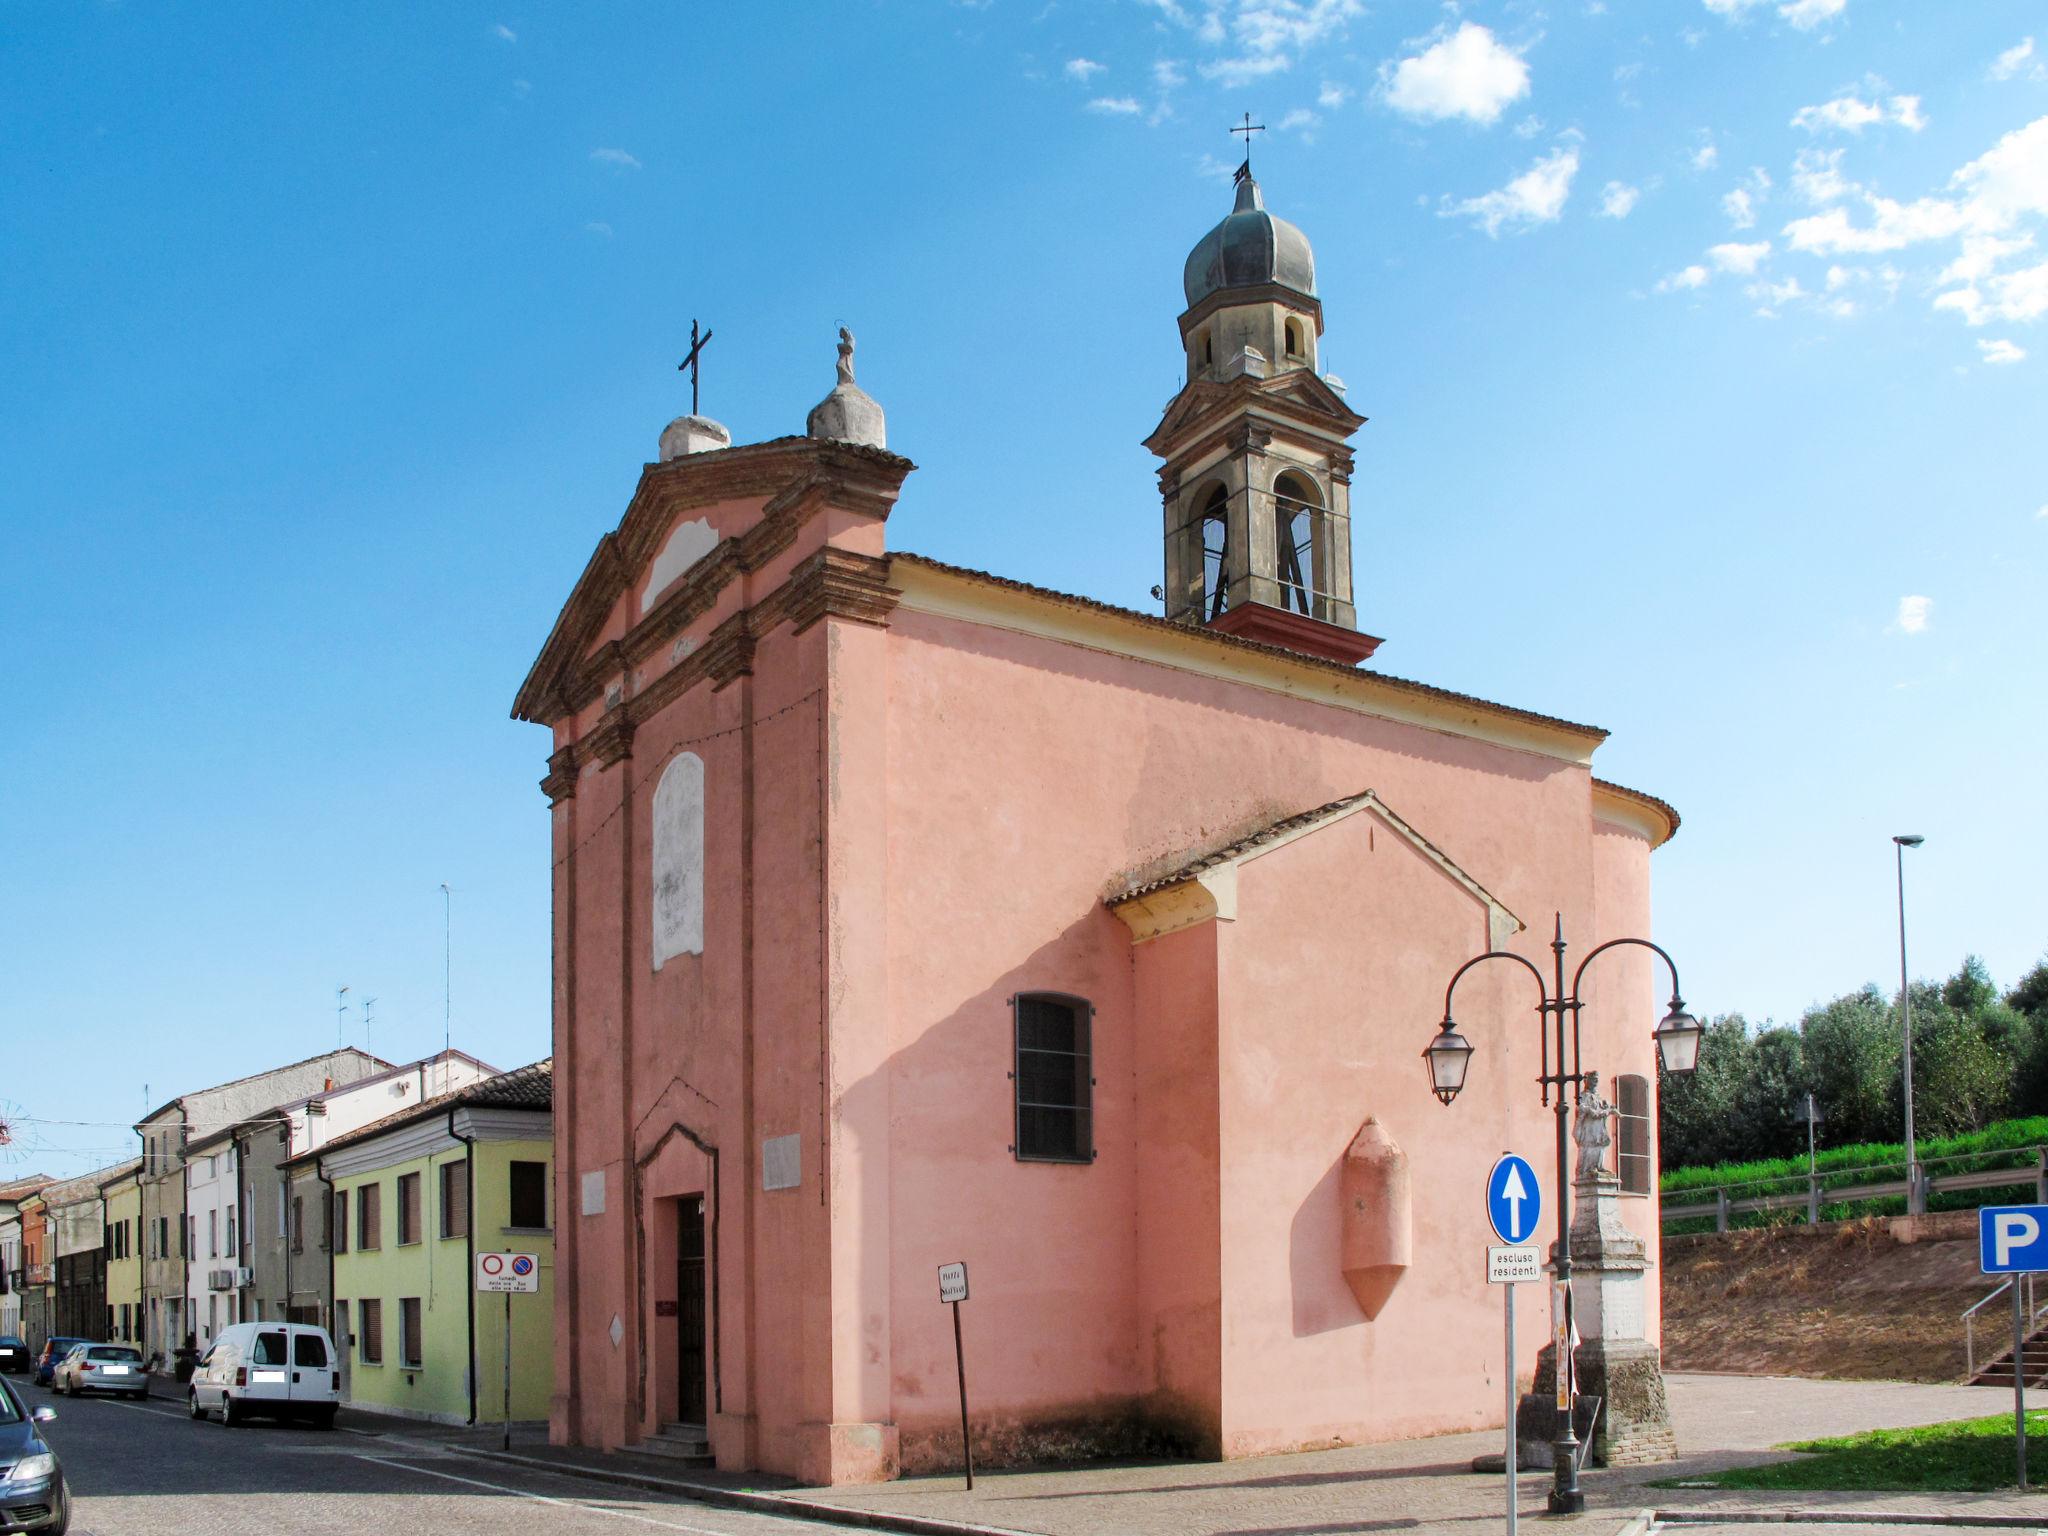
xmin=763 ymin=1134 xmax=801 ymax=1192
xmin=580 ymin=1169 xmax=606 ymax=1216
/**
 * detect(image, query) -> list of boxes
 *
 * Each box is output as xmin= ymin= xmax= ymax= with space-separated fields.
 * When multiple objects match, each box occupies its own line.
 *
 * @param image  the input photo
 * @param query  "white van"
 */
xmin=187 ymin=1323 xmax=341 ymax=1427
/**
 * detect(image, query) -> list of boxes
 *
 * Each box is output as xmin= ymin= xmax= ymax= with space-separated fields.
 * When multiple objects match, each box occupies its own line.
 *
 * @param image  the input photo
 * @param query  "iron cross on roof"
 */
xmin=1231 ymin=112 xmax=1266 ymax=181
xmin=677 ymin=319 xmax=714 ymax=416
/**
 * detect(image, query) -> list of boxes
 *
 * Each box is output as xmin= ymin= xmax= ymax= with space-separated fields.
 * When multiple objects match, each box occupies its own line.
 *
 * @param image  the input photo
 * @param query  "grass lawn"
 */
xmin=1653 ymin=1411 xmax=2048 ymax=1494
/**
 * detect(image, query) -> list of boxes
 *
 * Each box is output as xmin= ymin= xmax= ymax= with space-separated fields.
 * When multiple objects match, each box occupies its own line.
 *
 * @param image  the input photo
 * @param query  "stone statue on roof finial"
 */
xmin=836 ymin=327 xmax=856 ymax=387
xmin=807 ymin=325 xmax=886 ymax=450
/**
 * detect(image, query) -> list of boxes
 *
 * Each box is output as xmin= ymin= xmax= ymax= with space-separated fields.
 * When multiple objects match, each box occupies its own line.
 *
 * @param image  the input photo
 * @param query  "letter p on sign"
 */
xmin=1979 ymin=1205 xmax=2048 ymax=1274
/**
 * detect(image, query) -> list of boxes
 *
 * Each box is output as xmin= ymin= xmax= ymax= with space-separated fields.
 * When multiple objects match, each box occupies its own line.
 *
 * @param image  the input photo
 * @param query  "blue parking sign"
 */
xmin=1979 ymin=1205 xmax=2048 ymax=1274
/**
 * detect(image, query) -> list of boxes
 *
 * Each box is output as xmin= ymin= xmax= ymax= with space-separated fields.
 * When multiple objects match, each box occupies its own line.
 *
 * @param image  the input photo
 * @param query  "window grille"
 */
xmin=1011 ymin=993 xmax=1094 ymax=1163
xmin=1617 ymin=1074 xmax=1652 ymax=1195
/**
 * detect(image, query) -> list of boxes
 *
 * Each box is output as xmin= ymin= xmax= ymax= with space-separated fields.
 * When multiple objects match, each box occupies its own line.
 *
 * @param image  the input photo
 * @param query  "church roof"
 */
xmin=1184 ymin=174 xmax=1317 ymax=308
xmin=887 ymin=551 xmax=1608 ymax=746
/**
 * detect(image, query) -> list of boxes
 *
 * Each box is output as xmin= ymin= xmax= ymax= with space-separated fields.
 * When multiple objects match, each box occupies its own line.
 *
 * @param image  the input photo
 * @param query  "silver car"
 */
xmin=52 ymin=1342 xmax=147 ymax=1400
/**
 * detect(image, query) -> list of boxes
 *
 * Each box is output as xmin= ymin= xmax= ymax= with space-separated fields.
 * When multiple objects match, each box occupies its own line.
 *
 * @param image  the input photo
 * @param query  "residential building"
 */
xmin=16 ymin=1194 xmax=50 ymax=1352
xmin=101 ymin=1164 xmax=141 ymax=1344
xmin=45 ymin=1171 xmax=111 ymax=1340
xmin=137 ymin=1048 xmax=388 ymax=1360
xmin=306 ymin=1061 xmax=553 ymax=1425
xmin=515 ymin=171 xmax=1677 ymax=1482
xmin=184 ymin=1132 xmax=241 ymax=1350
xmin=234 ymin=1050 xmax=497 ymax=1327
xmin=0 ymin=1177 xmax=52 ymax=1342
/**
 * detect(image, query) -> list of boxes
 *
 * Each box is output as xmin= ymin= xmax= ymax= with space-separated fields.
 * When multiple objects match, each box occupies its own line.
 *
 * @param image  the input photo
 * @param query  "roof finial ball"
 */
xmin=806 ymin=326 xmax=887 ymax=450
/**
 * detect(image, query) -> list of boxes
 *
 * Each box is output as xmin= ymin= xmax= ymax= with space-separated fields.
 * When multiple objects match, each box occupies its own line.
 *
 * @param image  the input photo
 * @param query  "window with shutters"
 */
xmin=397 ymin=1173 xmax=422 ymax=1245
xmin=333 ymin=1191 xmax=348 ymax=1255
xmin=1617 ymin=1073 xmax=1652 ymax=1195
xmin=290 ymin=1196 xmax=304 ymax=1254
xmin=399 ymin=1298 xmax=422 ymax=1368
xmin=508 ymin=1162 xmax=548 ymax=1230
xmin=441 ymin=1160 xmax=469 ymax=1240
xmin=1011 ymin=992 xmax=1094 ymax=1163
xmin=358 ymin=1299 xmax=382 ymax=1364
xmin=357 ymin=1184 xmax=382 ymax=1251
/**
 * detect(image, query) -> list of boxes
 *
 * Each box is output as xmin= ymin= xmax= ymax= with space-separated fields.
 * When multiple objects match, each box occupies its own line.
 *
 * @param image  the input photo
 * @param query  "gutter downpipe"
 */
xmin=312 ymin=1158 xmax=337 ymax=1342
xmin=449 ymin=1108 xmax=478 ymax=1425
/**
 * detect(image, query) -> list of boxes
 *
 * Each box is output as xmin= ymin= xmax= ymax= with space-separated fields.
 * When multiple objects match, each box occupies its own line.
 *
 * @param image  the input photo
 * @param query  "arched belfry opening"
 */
xmin=1146 ymin=169 xmax=1382 ymax=666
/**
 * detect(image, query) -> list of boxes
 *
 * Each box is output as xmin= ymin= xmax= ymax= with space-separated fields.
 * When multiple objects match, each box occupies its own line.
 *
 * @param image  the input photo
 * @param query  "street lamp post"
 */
xmin=1421 ymin=915 xmax=1700 ymax=1517
xmin=1893 ymin=835 xmax=1925 ymax=1216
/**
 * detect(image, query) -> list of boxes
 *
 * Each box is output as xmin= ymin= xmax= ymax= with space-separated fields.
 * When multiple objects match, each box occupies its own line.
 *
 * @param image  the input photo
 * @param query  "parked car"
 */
xmin=52 ymin=1344 xmax=146 ymax=1401
xmin=0 ymin=1374 xmax=67 ymax=1531
xmin=29 ymin=1343 xmax=89 ymax=1390
xmin=0 ymin=1338 xmax=28 ymax=1374
xmin=187 ymin=1323 xmax=339 ymax=1427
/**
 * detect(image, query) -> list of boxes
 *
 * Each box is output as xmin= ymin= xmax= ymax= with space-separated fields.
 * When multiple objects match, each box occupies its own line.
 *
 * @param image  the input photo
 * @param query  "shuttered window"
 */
xmin=397 ymin=1173 xmax=421 ymax=1245
xmin=441 ymin=1160 xmax=469 ymax=1239
xmin=399 ymin=1298 xmax=423 ymax=1368
xmin=1617 ymin=1073 xmax=1652 ymax=1195
xmin=358 ymin=1299 xmax=382 ymax=1363
xmin=357 ymin=1184 xmax=381 ymax=1251
xmin=1012 ymin=993 xmax=1094 ymax=1163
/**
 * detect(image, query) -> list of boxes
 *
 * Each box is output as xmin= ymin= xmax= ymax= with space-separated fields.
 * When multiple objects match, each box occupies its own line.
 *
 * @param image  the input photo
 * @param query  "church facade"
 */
xmin=514 ymin=172 xmax=1678 ymax=1486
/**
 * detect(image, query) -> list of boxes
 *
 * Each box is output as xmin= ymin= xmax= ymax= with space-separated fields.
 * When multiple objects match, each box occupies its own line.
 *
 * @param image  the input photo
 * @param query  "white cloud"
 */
xmin=1600 ymin=181 xmax=1641 ymax=219
xmin=492 ymin=23 xmax=517 ymax=43
xmin=1441 ymin=145 xmax=1579 ymax=237
xmin=2036 ymin=503 xmax=2048 ymax=519
xmin=1200 ymin=52 xmax=1291 ymax=85
xmin=584 ymin=221 xmax=612 ymax=238
xmin=1991 ymin=38 xmax=2044 ymax=83
xmin=1231 ymin=0 xmax=1362 ymax=55
xmin=590 ymin=147 xmax=641 ymax=171
xmin=1710 ymin=240 xmax=1771 ymax=273
xmin=1979 ymin=337 xmax=2028 ymax=364
xmin=1724 ymin=188 xmax=1757 ymax=229
xmin=1513 ymin=115 xmax=1546 ymax=140
xmin=1318 ymin=80 xmax=1350 ymax=108
xmin=1279 ymin=107 xmax=1318 ymax=132
xmin=1657 ymin=264 xmax=1711 ymax=292
xmin=1936 ymin=261 xmax=2048 ymax=327
xmin=1791 ymin=94 xmax=1927 ymax=135
xmin=1890 ymin=595 xmax=1932 ymax=634
xmin=1779 ymin=0 xmax=1847 ymax=30
xmin=1792 ymin=148 xmax=1853 ymax=204
xmin=1066 ymin=58 xmax=1107 ymax=81
xmin=1155 ymin=59 xmax=1187 ymax=89
xmin=1750 ymin=274 xmax=1807 ymax=308
xmin=1783 ymin=196 xmax=1968 ymax=255
xmin=1692 ymin=140 xmax=1720 ymax=172
xmin=1087 ymin=96 xmax=1143 ymax=114
xmin=1382 ymin=22 xmax=1531 ymax=126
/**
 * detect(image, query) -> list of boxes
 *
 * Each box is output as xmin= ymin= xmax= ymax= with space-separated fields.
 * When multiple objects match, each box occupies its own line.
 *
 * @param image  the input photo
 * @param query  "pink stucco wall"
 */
xmin=538 ymin=445 xmax=1666 ymax=1483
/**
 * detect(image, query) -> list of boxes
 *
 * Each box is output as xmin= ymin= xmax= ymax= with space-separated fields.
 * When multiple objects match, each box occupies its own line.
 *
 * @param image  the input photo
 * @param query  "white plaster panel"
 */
xmin=640 ymin=518 xmax=718 ymax=615
xmin=651 ymin=752 xmax=705 ymax=969
xmin=762 ymin=1134 xmax=801 ymax=1191
xmin=580 ymin=1169 xmax=607 ymax=1217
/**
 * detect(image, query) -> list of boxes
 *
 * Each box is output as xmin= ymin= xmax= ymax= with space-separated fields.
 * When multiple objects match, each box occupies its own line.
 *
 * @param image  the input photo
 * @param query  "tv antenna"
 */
xmin=678 ymin=319 xmax=714 ymax=416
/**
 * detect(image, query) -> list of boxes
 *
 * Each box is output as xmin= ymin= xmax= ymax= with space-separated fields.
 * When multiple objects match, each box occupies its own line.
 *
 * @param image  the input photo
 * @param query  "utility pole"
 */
xmin=336 ymin=985 xmax=350 ymax=1052
xmin=440 ymin=883 xmax=453 ymax=1080
xmin=1893 ymin=835 xmax=1925 ymax=1215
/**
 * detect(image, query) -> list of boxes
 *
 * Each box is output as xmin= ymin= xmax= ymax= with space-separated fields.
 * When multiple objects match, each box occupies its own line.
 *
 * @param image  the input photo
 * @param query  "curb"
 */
xmin=449 ymin=1445 xmax=1040 ymax=1536
xmin=1613 ymin=1511 xmax=1657 ymax=1536
xmin=1654 ymin=1511 xmax=2048 ymax=1530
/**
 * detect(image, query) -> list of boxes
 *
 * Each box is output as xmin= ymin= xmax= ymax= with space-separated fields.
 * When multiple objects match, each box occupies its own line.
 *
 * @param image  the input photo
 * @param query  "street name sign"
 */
xmin=1486 ymin=1153 xmax=1542 ymax=1246
xmin=938 ymin=1261 xmax=969 ymax=1304
xmin=1487 ymin=1245 xmax=1542 ymax=1285
xmin=476 ymin=1251 xmax=540 ymax=1293
xmin=1980 ymin=1206 xmax=2048 ymax=1274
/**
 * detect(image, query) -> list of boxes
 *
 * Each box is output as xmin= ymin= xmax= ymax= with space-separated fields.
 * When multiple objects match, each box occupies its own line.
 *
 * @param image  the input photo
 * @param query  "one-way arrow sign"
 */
xmin=1487 ymin=1153 xmax=1542 ymax=1246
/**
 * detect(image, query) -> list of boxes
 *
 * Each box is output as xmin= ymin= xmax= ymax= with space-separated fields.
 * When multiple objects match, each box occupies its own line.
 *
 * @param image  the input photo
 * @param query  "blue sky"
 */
xmin=3 ymin=1 xmax=2044 ymax=1177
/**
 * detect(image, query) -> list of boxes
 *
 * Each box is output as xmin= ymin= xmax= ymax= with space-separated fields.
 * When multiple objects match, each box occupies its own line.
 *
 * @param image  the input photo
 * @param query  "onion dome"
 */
xmin=1182 ymin=174 xmax=1317 ymax=308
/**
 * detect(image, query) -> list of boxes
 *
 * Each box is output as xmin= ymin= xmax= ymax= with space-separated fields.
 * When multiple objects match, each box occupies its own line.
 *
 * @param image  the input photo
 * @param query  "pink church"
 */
xmin=514 ymin=171 xmax=1679 ymax=1486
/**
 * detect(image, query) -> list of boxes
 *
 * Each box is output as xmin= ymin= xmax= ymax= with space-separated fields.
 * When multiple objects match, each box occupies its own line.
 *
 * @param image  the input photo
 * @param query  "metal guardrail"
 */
xmin=1662 ymin=1145 xmax=2048 ymax=1232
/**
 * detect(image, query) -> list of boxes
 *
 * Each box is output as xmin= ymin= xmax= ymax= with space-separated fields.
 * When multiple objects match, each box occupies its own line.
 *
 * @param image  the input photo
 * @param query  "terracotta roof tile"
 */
xmin=288 ymin=1059 xmax=552 ymax=1165
xmin=1111 ymin=792 xmax=1376 ymax=904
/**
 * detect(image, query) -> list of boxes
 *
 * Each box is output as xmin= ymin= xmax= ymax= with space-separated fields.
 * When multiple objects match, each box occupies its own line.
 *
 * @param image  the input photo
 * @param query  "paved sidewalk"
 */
xmin=370 ymin=1375 xmax=2044 ymax=1536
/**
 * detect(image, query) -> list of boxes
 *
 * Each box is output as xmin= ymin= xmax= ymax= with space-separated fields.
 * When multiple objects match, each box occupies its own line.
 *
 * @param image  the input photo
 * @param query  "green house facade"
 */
xmin=294 ymin=1060 xmax=554 ymax=1425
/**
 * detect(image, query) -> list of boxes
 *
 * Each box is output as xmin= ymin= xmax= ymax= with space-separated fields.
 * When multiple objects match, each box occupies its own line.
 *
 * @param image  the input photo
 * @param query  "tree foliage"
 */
xmin=1659 ymin=951 xmax=2048 ymax=1171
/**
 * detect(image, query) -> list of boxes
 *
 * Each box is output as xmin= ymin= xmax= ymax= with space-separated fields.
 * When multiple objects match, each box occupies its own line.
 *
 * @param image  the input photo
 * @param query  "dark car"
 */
xmin=28 ymin=1345 xmax=88 ymax=1392
xmin=0 ymin=1340 xmax=27 ymax=1375
xmin=0 ymin=1376 xmax=65 ymax=1531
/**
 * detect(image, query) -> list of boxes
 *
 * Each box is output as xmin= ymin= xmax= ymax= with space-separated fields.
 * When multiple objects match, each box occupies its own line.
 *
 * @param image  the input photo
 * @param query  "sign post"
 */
xmin=938 ymin=1262 xmax=972 ymax=1489
xmin=1486 ymin=1154 xmax=1544 ymax=1536
xmin=1980 ymin=1206 xmax=2048 ymax=1489
xmin=477 ymin=1252 xmax=541 ymax=1453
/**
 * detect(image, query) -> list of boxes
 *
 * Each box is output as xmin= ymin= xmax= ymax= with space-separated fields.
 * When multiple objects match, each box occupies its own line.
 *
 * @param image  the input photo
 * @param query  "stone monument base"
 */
xmin=1516 ymin=1338 xmax=1677 ymax=1468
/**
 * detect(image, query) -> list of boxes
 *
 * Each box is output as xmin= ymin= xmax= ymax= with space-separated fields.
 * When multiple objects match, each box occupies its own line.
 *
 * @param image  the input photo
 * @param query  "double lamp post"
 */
xmin=1421 ymin=917 xmax=1703 ymax=1516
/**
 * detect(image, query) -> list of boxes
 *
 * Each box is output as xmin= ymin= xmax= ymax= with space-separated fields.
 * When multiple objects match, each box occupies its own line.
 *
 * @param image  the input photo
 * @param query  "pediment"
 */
xmin=1144 ymin=370 xmax=1366 ymax=457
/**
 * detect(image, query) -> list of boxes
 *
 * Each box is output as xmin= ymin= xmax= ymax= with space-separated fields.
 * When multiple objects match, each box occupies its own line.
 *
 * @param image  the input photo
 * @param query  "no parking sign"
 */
xmin=476 ymin=1251 xmax=541 ymax=1293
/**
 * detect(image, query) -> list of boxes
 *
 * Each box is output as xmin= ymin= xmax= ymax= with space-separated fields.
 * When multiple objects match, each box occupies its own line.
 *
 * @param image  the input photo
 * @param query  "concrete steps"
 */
xmin=636 ymin=1422 xmax=714 ymax=1468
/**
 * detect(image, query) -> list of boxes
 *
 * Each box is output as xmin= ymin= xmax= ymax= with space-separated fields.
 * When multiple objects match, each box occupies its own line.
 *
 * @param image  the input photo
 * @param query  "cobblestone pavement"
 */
xmin=36 ymin=1388 xmax=863 ymax=1536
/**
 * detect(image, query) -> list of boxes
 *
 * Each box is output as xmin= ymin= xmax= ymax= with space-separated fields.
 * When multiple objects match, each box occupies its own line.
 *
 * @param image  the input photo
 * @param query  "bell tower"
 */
xmin=1144 ymin=168 xmax=1380 ymax=665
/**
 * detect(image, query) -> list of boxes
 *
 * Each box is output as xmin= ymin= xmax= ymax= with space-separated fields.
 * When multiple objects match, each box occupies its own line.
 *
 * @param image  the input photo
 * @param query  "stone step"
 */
xmin=637 ymin=1422 xmax=713 ymax=1466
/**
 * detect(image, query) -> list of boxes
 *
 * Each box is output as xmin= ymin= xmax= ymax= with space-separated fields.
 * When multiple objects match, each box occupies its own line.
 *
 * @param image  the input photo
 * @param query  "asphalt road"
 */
xmin=32 ymin=1386 xmax=860 ymax=1536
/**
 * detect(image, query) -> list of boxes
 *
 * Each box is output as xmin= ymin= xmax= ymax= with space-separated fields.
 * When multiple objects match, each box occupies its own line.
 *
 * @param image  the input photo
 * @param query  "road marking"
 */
xmin=354 ymin=1454 xmax=788 ymax=1534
